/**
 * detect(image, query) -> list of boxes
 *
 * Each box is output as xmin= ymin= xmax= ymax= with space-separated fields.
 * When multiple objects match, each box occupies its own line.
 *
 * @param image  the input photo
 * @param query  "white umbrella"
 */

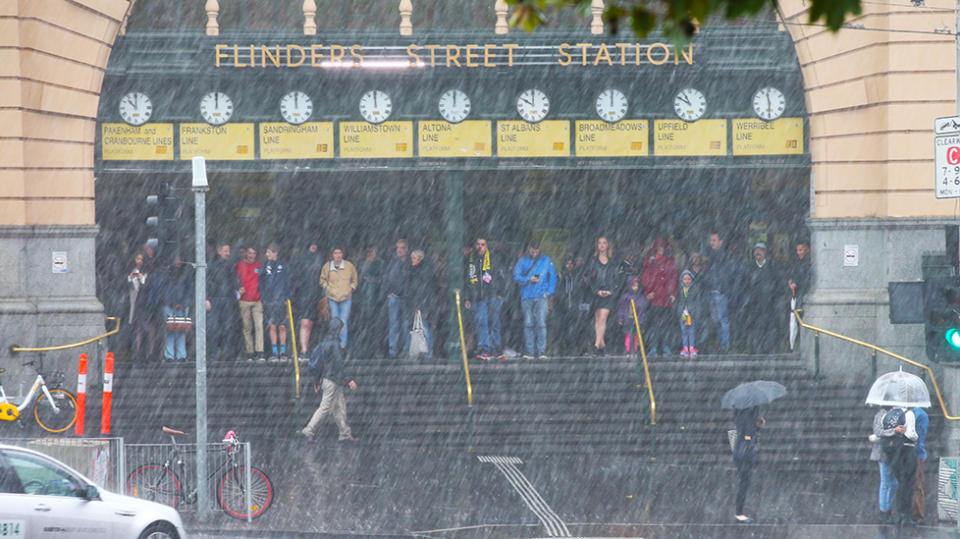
xmin=865 ymin=370 xmax=932 ymax=408
xmin=789 ymin=294 xmax=798 ymax=351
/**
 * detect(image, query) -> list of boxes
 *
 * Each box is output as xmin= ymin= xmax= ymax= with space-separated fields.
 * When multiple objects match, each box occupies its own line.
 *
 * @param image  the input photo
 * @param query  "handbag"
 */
xmin=166 ymin=316 xmax=193 ymax=332
xmin=317 ymin=297 xmax=331 ymax=323
xmin=408 ymin=309 xmax=430 ymax=359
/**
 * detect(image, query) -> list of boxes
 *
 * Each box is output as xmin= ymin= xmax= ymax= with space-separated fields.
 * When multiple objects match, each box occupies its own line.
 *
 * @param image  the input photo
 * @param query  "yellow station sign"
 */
xmin=653 ymin=119 xmax=727 ymax=156
xmin=497 ymin=120 xmax=570 ymax=157
xmin=339 ymin=122 xmax=414 ymax=158
xmin=574 ymin=120 xmax=649 ymax=157
xmin=418 ymin=120 xmax=491 ymax=157
xmin=732 ymin=117 xmax=803 ymax=155
xmin=179 ymin=123 xmax=255 ymax=160
xmin=259 ymin=122 xmax=334 ymax=159
xmin=101 ymin=123 xmax=174 ymax=160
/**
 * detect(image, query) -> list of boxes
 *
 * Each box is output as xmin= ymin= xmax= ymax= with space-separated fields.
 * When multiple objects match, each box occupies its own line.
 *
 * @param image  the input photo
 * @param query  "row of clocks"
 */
xmin=118 ymin=86 xmax=788 ymax=127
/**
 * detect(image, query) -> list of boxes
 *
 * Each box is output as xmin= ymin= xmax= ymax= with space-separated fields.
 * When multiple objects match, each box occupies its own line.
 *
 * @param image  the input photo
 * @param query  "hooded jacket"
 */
xmin=617 ymin=277 xmax=649 ymax=326
xmin=674 ymin=270 xmax=705 ymax=324
xmin=261 ymin=258 xmax=292 ymax=303
xmin=309 ymin=318 xmax=350 ymax=385
xmin=641 ymin=239 xmax=678 ymax=308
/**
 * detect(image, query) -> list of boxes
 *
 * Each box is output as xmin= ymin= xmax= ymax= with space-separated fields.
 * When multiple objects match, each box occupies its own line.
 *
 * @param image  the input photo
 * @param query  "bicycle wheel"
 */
xmin=127 ymin=465 xmax=181 ymax=507
xmin=218 ymin=466 xmax=273 ymax=520
xmin=34 ymin=388 xmax=77 ymax=433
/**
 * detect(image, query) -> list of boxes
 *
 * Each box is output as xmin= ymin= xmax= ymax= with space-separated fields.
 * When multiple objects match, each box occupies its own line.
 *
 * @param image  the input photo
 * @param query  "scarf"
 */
xmin=468 ymin=249 xmax=491 ymax=285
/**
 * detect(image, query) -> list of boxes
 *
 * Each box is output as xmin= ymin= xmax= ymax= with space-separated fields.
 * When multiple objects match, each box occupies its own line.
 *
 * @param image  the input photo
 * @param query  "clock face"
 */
xmin=595 ymin=88 xmax=628 ymax=123
xmin=358 ymin=90 xmax=392 ymax=124
xmin=516 ymin=88 xmax=549 ymax=123
xmin=118 ymin=92 xmax=153 ymax=126
xmin=673 ymin=87 xmax=706 ymax=122
xmin=438 ymin=89 xmax=471 ymax=123
xmin=199 ymin=91 xmax=233 ymax=125
xmin=280 ymin=91 xmax=313 ymax=125
xmin=752 ymin=86 xmax=786 ymax=121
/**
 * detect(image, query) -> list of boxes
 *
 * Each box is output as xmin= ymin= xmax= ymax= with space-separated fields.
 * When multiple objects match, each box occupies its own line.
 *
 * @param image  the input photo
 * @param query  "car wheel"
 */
xmin=138 ymin=521 xmax=179 ymax=539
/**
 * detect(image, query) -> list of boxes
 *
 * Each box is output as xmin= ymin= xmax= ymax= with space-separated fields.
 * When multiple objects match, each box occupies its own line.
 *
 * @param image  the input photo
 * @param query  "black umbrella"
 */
xmin=721 ymin=380 xmax=787 ymax=410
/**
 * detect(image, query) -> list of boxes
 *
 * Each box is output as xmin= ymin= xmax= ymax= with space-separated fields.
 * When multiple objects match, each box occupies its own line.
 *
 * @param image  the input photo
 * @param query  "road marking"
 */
xmin=478 ymin=455 xmax=571 ymax=537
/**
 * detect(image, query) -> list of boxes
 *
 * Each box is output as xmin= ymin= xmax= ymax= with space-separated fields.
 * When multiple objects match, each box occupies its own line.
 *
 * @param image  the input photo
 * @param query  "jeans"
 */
xmin=681 ymin=323 xmax=696 ymax=350
xmin=709 ymin=292 xmax=730 ymax=352
xmin=879 ymin=461 xmax=898 ymax=512
xmin=163 ymin=306 xmax=189 ymax=361
xmin=521 ymin=297 xmax=548 ymax=356
xmin=388 ymin=295 xmax=409 ymax=356
xmin=328 ymin=297 xmax=352 ymax=348
xmin=473 ymin=296 xmax=503 ymax=354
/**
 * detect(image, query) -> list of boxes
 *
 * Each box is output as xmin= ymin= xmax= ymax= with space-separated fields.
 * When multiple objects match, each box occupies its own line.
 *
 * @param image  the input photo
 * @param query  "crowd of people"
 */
xmin=113 ymin=230 xmax=813 ymax=362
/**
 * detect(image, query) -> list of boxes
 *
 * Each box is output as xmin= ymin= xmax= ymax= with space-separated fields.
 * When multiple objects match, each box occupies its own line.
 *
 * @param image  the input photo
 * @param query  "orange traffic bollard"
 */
xmin=75 ymin=353 xmax=87 ymax=435
xmin=100 ymin=352 xmax=114 ymax=435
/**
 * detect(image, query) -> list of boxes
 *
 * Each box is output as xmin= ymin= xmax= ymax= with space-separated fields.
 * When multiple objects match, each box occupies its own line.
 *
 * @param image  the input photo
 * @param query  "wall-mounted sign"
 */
xmin=179 ymin=123 xmax=254 ymax=160
xmin=574 ymin=120 xmax=648 ymax=157
xmin=653 ymin=119 xmax=726 ymax=156
xmin=418 ymin=120 xmax=491 ymax=157
xmin=101 ymin=123 xmax=173 ymax=160
xmin=843 ymin=244 xmax=859 ymax=267
xmin=52 ymin=251 xmax=67 ymax=274
xmin=339 ymin=121 xmax=413 ymax=158
xmin=497 ymin=120 xmax=570 ymax=158
xmin=732 ymin=117 xmax=803 ymax=156
xmin=259 ymin=122 xmax=334 ymax=159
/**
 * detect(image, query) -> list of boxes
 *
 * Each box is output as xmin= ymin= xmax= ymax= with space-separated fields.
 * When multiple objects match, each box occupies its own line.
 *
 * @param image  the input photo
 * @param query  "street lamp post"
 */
xmin=192 ymin=156 xmax=210 ymax=521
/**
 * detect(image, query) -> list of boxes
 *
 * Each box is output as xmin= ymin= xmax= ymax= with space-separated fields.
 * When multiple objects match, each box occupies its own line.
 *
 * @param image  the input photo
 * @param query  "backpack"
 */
xmin=881 ymin=408 xmax=907 ymax=459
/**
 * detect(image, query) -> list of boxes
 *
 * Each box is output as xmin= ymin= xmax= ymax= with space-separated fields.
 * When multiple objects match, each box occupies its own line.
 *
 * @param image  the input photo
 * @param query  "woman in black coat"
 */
xmin=733 ymin=405 xmax=765 ymax=524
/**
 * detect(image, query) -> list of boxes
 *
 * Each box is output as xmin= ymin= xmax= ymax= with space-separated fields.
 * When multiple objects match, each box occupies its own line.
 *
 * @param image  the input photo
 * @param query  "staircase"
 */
xmin=108 ymin=353 xmax=938 ymax=471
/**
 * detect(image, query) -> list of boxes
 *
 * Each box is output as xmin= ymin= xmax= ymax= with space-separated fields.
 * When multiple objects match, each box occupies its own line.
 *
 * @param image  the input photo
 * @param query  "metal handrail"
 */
xmin=793 ymin=309 xmax=960 ymax=421
xmin=631 ymin=299 xmax=656 ymax=425
xmin=286 ymin=299 xmax=300 ymax=400
xmin=453 ymin=289 xmax=473 ymax=407
xmin=10 ymin=316 xmax=120 ymax=353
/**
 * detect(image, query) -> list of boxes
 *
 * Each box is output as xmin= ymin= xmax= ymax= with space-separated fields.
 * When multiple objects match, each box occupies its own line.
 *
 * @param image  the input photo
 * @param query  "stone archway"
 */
xmin=0 ymin=1 xmax=130 ymax=372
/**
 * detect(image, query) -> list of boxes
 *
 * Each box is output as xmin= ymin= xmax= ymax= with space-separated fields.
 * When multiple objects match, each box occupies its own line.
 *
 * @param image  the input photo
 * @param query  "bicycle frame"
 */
xmin=0 ymin=374 xmax=60 ymax=419
xmin=163 ymin=434 xmax=239 ymax=502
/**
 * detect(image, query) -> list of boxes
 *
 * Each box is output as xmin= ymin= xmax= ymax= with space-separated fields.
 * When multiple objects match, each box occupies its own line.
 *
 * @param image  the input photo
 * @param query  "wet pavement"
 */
xmin=180 ymin=438 xmax=960 ymax=538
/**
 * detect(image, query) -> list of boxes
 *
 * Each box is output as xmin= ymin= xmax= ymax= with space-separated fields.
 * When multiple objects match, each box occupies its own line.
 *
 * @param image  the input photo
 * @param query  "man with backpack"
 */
xmin=298 ymin=318 xmax=358 ymax=443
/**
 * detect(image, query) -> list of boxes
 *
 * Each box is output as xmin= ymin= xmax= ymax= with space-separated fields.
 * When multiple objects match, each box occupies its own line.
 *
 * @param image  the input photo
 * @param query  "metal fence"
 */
xmin=125 ymin=440 xmax=255 ymax=521
xmin=1 ymin=437 xmax=126 ymax=493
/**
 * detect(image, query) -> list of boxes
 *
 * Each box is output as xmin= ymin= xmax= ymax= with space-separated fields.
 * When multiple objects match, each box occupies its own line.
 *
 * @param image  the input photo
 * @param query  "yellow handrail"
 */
xmin=286 ymin=299 xmax=300 ymax=400
xmin=793 ymin=309 xmax=960 ymax=421
xmin=10 ymin=316 xmax=120 ymax=353
xmin=631 ymin=299 xmax=656 ymax=425
xmin=454 ymin=289 xmax=473 ymax=407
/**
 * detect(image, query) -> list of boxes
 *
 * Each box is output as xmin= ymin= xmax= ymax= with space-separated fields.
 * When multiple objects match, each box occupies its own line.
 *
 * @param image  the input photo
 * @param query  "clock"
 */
xmin=516 ymin=88 xmax=549 ymax=123
xmin=752 ymin=86 xmax=786 ymax=121
xmin=595 ymin=88 xmax=628 ymax=123
xmin=280 ymin=91 xmax=313 ymax=125
xmin=673 ymin=87 xmax=706 ymax=122
xmin=118 ymin=91 xmax=153 ymax=126
xmin=438 ymin=89 xmax=471 ymax=123
xmin=358 ymin=90 xmax=392 ymax=124
xmin=199 ymin=91 xmax=233 ymax=125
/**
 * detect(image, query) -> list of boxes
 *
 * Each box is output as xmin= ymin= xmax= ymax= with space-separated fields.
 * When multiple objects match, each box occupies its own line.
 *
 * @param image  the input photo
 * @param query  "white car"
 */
xmin=0 ymin=443 xmax=186 ymax=538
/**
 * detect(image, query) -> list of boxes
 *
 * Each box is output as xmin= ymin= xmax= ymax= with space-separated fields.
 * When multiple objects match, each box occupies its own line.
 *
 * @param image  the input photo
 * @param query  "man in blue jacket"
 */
xmin=261 ymin=243 xmax=292 ymax=360
xmin=513 ymin=240 xmax=557 ymax=359
xmin=911 ymin=406 xmax=929 ymax=524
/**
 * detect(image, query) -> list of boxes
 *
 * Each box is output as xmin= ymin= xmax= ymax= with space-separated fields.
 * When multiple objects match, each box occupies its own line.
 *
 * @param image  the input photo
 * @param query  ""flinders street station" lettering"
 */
xmin=215 ymin=42 xmax=694 ymax=69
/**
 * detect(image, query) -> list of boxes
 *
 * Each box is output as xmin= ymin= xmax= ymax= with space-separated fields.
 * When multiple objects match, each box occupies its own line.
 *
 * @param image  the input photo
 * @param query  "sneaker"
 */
xmin=256 ymin=356 xmax=267 ymax=362
xmin=521 ymin=354 xmax=535 ymax=360
xmin=690 ymin=347 xmax=698 ymax=358
xmin=480 ymin=353 xmax=493 ymax=360
xmin=662 ymin=346 xmax=672 ymax=357
xmin=537 ymin=354 xmax=549 ymax=360
xmin=496 ymin=352 xmax=507 ymax=360
xmin=268 ymin=355 xmax=280 ymax=362
xmin=338 ymin=436 xmax=359 ymax=443
xmin=298 ymin=429 xmax=315 ymax=443
xmin=680 ymin=347 xmax=689 ymax=357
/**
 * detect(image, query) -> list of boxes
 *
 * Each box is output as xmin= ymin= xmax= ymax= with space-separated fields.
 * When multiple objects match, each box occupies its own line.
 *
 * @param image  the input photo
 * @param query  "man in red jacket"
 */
xmin=236 ymin=246 xmax=264 ymax=361
xmin=641 ymin=238 xmax=678 ymax=356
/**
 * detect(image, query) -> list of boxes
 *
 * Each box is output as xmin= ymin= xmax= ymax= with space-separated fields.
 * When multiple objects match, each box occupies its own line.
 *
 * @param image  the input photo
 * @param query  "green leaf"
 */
xmin=808 ymin=0 xmax=862 ymax=31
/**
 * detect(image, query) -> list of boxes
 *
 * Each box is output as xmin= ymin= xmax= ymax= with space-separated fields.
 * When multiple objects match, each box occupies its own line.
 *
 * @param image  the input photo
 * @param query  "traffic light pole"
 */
xmin=192 ymin=157 xmax=210 ymax=521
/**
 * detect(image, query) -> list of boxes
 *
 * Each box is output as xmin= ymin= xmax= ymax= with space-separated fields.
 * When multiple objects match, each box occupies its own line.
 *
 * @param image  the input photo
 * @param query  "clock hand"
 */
xmin=609 ymin=92 xmax=614 ymax=106
xmin=215 ymin=93 xmax=219 ymax=108
xmin=521 ymin=96 xmax=534 ymax=107
xmin=677 ymin=93 xmax=690 ymax=106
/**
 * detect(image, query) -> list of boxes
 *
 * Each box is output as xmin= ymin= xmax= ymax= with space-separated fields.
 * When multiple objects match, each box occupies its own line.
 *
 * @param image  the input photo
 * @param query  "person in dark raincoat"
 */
xmin=299 ymin=318 xmax=358 ymax=442
xmin=733 ymin=405 xmax=765 ymax=524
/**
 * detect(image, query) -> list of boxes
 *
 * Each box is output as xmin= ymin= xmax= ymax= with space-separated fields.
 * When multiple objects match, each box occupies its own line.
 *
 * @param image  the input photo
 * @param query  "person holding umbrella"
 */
xmin=722 ymin=380 xmax=787 ymax=524
xmin=865 ymin=370 xmax=931 ymax=526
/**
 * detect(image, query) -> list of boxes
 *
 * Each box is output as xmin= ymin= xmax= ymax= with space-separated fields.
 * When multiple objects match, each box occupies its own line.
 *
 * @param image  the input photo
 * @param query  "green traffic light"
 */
xmin=947 ymin=328 xmax=960 ymax=350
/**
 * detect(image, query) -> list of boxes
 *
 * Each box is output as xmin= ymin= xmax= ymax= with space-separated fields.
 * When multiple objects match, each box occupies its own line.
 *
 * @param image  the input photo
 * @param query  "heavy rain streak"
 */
xmin=4 ymin=0 xmax=959 ymax=537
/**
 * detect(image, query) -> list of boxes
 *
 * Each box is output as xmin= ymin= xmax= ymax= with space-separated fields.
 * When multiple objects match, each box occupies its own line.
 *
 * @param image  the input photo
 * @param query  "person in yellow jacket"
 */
xmin=320 ymin=247 xmax=358 ymax=349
